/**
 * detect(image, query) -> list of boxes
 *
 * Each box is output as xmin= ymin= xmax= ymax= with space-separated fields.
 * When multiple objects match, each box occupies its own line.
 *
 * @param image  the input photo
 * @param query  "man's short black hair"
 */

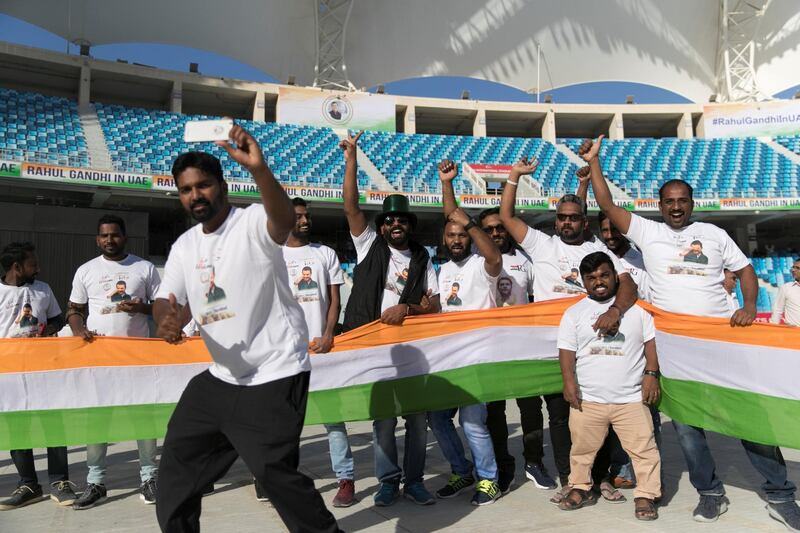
xmin=691 ymin=240 xmax=702 ymax=247
xmin=116 ymin=280 xmax=127 ymax=287
xmin=292 ymin=197 xmax=308 ymax=207
xmin=302 ymin=266 xmax=312 ymax=273
xmin=478 ymin=207 xmax=500 ymax=224
xmin=658 ymin=179 xmax=694 ymax=201
xmin=97 ymin=214 xmax=127 ymax=236
xmin=0 ymin=242 xmax=35 ymax=272
xmin=452 ymin=282 xmax=460 ymax=289
xmin=172 ymin=152 xmax=224 ymax=184
xmin=597 ymin=210 xmax=608 ymax=225
xmin=579 ymin=251 xmax=617 ymax=277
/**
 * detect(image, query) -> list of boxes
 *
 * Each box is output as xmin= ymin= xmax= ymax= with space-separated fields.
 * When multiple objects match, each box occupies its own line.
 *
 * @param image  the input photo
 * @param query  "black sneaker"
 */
xmin=767 ymin=501 xmax=800 ymax=532
xmin=471 ymin=480 xmax=500 ymax=506
xmin=50 ymin=480 xmax=77 ymax=506
xmin=0 ymin=484 xmax=44 ymax=510
xmin=692 ymin=494 xmax=728 ymax=522
xmin=140 ymin=478 xmax=157 ymax=505
xmin=524 ymin=463 xmax=557 ymax=490
xmin=72 ymin=483 xmax=107 ymax=510
xmin=498 ymin=470 xmax=515 ymax=495
xmin=435 ymin=473 xmax=475 ymax=499
xmin=202 ymin=483 xmax=215 ymax=497
xmin=254 ymin=479 xmax=269 ymax=502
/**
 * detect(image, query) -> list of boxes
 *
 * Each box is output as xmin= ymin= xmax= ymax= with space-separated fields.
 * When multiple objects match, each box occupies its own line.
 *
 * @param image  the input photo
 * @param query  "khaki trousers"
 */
xmin=568 ymin=401 xmax=661 ymax=500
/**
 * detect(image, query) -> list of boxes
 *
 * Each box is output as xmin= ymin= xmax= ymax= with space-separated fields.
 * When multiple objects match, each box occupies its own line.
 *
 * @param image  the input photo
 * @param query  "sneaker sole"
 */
xmin=693 ymin=501 xmax=728 ymax=523
xmin=139 ymin=494 xmax=156 ymax=505
xmin=525 ymin=471 xmax=557 ymax=490
xmin=404 ymin=493 xmax=435 ymax=506
xmin=767 ymin=505 xmax=800 ymax=533
xmin=255 ymin=497 xmax=270 ymax=502
xmin=472 ymin=497 xmax=499 ymax=507
xmin=72 ymin=496 xmax=107 ymax=510
xmin=51 ymin=494 xmax=77 ymax=507
xmin=373 ymin=498 xmax=397 ymax=507
xmin=332 ymin=499 xmax=356 ymax=508
xmin=0 ymin=495 xmax=47 ymax=511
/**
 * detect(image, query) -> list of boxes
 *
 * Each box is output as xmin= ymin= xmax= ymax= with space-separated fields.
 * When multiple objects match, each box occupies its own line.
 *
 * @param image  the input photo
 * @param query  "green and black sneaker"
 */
xmin=471 ymin=479 xmax=500 ymax=506
xmin=435 ymin=473 xmax=475 ymax=499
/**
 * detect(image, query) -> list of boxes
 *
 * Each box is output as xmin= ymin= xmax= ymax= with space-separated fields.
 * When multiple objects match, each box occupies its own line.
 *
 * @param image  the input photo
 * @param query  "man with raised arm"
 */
xmin=428 ymin=163 xmax=503 ymax=506
xmin=581 ymin=135 xmax=800 ymax=530
xmin=339 ymin=131 xmax=441 ymax=507
xmin=153 ymin=125 xmax=340 ymax=533
xmin=498 ymin=157 xmax=640 ymax=502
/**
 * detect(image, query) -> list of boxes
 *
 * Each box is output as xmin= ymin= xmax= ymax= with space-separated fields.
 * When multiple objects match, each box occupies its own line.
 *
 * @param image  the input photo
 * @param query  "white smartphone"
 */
xmin=184 ymin=119 xmax=233 ymax=143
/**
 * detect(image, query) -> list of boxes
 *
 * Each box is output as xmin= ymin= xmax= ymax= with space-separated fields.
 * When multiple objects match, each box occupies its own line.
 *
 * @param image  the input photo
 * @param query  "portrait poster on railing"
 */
xmin=278 ymin=87 xmax=396 ymax=132
xmin=703 ymin=100 xmax=800 ymax=138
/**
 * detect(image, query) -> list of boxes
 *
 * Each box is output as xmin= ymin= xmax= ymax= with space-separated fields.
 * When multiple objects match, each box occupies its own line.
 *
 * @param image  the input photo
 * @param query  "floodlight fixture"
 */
xmin=287 ymin=75 xmax=297 ymax=86
xmin=189 ymin=63 xmax=199 ymax=73
xmin=461 ymin=90 xmax=470 ymax=100
xmin=376 ymin=84 xmax=385 ymax=94
xmin=544 ymin=94 xmax=553 ymax=104
xmin=625 ymin=95 xmax=635 ymax=104
xmin=709 ymin=94 xmax=717 ymax=102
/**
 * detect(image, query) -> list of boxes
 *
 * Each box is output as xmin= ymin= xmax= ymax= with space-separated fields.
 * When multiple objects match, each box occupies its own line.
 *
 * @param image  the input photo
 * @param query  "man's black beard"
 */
xmin=558 ymin=228 xmax=584 ymax=245
xmin=291 ymin=228 xmax=310 ymax=241
xmin=189 ymin=200 xmax=218 ymax=223
xmin=447 ymin=247 xmax=471 ymax=263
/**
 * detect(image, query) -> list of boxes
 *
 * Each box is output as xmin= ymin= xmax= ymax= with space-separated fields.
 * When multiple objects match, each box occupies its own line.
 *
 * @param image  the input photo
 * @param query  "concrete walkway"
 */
xmin=1 ymin=409 xmax=797 ymax=532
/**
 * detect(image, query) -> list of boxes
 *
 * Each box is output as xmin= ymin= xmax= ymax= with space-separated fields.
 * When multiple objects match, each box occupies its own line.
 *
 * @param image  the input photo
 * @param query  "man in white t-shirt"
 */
xmin=498 ymin=157 xmax=640 ymax=500
xmin=771 ymin=259 xmax=800 ymax=326
xmin=557 ymin=251 xmax=661 ymax=520
xmin=153 ymin=125 xmax=340 ymax=533
xmin=582 ymin=135 xmax=800 ymax=530
xmin=0 ymin=242 xmax=75 ymax=511
xmin=281 ymin=197 xmax=356 ymax=508
xmin=66 ymin=214 xmax=161 ymax=510
xmin=430 ymin=165 xmax=503 ymax=506
xmin=339 ymin=132 xmax=440 ymax=508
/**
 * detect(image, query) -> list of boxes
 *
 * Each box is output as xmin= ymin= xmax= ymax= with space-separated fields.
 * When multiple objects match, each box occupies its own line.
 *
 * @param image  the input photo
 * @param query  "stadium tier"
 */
xmin=95 ymin=104 xmax=371 ymax=189
xmin=775 ymin=135 xmax=800 ymax=156
xmin=358 ymin=131 xmax=579 ymax=195
xmin=0 ymin=88 xmax=90 ymax=167
xmin=559 ymin=137 xmax=800 ymax=199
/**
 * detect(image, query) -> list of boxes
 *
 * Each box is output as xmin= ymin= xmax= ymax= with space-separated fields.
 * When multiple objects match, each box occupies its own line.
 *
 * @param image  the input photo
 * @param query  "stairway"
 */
xmin=78 ymin=103 xmax=113 ymax=170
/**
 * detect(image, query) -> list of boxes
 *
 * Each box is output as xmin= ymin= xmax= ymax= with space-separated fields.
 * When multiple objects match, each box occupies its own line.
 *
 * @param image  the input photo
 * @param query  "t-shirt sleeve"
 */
xmin=351 ymin=226 xmax=377 ymax=265
xmin=155 ymin=241 xmax=188 ymax=305
xmin=146 ymin=263 xmax=162 ymax=302
xmin=46 ymin=284 xmax=62 ymax=318
xmin=479 ymin=256 xmax=500 ymax=286
xmin=520 ymin=226 xmax=545 ymax=258
xmin=624 ymin=213 xmax=656 ymax=249
xmin=247 ymin=205 xmax=283 ymax=253
xmin=68 ymin=267 xmax=88 ymax=305
xmin=640 ymin=306 xmax=656 ymax=343
xmin=720 ymin=230 xmax=750 ymax=272
xmin=556 ymin=308 xmax=578 ymax=352
xmin=426 ymin=259 xmax=440 ymax=296
xmin=326 ymin=248 xmax=345 ymax=286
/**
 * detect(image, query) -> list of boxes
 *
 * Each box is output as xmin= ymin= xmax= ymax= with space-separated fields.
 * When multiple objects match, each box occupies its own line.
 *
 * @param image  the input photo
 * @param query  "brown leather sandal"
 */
xmin=634 ymin=497 xmax=658 ymax=521
xmin=558 ymin=488 xmax=598 ymax=511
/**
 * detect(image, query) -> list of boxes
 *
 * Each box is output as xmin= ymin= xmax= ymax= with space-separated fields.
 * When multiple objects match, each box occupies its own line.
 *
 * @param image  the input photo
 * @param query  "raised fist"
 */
xmin=576 ymin=165 xmax=591 ymax=183
xmin=578 ymin=135 xmax=605 ymax=163
xmin=438 ymin=160 xmax=458 ymax=182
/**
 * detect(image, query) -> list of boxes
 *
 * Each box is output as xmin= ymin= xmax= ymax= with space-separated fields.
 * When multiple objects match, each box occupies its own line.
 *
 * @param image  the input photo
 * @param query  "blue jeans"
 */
xmin=672 ymin=421 xmax=797 ymax=503
xmin=324 ymin=423 xmax=354 ymax=481
xmin=373 ymin=414 xmax=428 ymax=486
xmin=429 ymin=404 xmax=497 ymax=481
xmin=86 ymin=440 xmax=158 ymax=484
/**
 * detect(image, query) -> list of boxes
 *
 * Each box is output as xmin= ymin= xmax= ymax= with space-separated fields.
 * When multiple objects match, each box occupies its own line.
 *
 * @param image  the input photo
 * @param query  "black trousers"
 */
xmin=155 ymin=370 xmax=340 ymax=533
xmin=487 ymin=393 xmax=572 ymax=484
xmin=11 ymin=447 xmax=69 ymax=487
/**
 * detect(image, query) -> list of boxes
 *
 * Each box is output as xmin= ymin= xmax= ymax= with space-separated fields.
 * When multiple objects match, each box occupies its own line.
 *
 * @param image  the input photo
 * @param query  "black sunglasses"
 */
xmin=383 ymin=215 xmax=409 ymax=226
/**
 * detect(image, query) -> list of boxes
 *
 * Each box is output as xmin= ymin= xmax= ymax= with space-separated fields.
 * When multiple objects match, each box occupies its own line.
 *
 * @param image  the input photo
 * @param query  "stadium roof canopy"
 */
xmin=2 ymin=0 xmax=799 ymax=103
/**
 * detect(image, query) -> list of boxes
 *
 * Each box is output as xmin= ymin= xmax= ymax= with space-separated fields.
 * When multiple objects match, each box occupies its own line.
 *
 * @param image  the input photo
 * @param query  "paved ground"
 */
xmin=1 ymin=409 xmax=797 ymax=532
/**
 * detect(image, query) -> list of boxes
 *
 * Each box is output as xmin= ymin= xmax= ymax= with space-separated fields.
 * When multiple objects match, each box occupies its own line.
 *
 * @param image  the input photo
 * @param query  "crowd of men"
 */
xmin=1 ymin=127 xmax=799 ymax=532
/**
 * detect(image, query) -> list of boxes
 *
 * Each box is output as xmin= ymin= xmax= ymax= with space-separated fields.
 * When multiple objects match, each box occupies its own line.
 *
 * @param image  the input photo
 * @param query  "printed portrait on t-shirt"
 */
xmin=446 ymin=282 xmax=463 ymax=307
xmin=497 ymin=276 xmax=516 ymax=307
xmin=588 ymin=330 xmax=626 ymax=356
xmin=198 ymin=265 xmax=235 ymax=325
xmin=12 ymin=302 xmax=43 ymax=337
xmin=109 ymin=280 xmax=132 ymax=303
xmin=680 ymin=240 xmax=709 ymax=265
xmin=396 ymin=268 xmax=409 ymax=288
xmin=100 ymin=276 xmax=140 ymax=314
xmin=296 ymin=267 xmax=319 ymax=291
xmin=554 ymin=258 xmax=585 ymax=295
xmin=286 ymin=259 xmax=322 ymax=304
xmin=666 ymin=236 xmax=710 ymax=276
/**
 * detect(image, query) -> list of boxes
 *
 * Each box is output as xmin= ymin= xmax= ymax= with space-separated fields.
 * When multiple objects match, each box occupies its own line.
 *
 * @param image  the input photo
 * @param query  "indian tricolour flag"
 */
xmin=1 ymin=298 xmax=798 ymax=450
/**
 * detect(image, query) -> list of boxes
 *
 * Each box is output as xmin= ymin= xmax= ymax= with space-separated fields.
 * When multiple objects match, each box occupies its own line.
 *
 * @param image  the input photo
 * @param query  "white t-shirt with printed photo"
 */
xmin=69 ymin=254 xmax=161 ymax=338
xmin=157 ymin=204 xmax=310 ymax=386
xmin=439 ymin=254 xmax=498 ymax=312
xmin=0 ymin=280 xmax=61 ymax=338
xmin=351 ymin=226 xmax=439 ymax=313
xmin=496 ymin=250 xmax=534 ymax=307
xmin=520 ymin=227 xmax=626 ymax=303
xmin=557 ymin=296 xmax=656 ymax=404
xmin=624 ymin=214 xmax=750 ymax=318
xmin=282 ymin=243 xmax=344 ymax=340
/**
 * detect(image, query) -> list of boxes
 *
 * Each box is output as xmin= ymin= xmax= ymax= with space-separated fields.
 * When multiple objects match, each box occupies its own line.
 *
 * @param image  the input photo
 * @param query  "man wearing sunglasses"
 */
xmin=499 ymin=157 xmax=639 ymax=503
xmin=339 ymin=131 xmax=441 ymax=508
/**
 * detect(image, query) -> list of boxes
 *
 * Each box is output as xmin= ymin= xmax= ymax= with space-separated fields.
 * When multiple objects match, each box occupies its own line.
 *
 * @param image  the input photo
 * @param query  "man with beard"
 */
xmin=281 ymin=197 xmax=357 ymax=508
xmin=499 ymin=157 xmax=639 ymax=502
xmin=153 ymin=126 xmax=341 ymax=533
xmin=429 ymin=170 xmax=503 ymax=506
xmin=67 ymin=214 xmax=161 ymax=509
xmin=0 ymin=242 xmax=71 ymax=510
xmin=581 ymin=135 xmax=800 ymax=530
xmin=340 ymin=131 xmax=440 ymax=507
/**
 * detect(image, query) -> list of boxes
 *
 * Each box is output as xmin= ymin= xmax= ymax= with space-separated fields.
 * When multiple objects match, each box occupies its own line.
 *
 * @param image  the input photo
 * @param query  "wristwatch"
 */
xmin=463 ymin=218 xmax=477 ymax=232
xmin=643 ymin=369 xmax=660 ymax=378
